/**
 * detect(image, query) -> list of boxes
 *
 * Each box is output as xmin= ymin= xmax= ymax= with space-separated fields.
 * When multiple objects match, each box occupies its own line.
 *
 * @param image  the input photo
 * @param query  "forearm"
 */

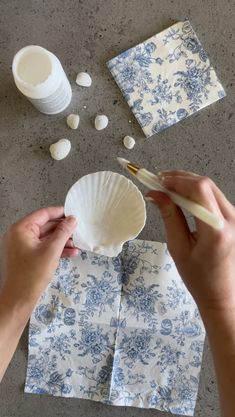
xmin=0 ymin=290 xmax=33 ymax=381
xmin=200 ymin=307 xmax=235 ymax=417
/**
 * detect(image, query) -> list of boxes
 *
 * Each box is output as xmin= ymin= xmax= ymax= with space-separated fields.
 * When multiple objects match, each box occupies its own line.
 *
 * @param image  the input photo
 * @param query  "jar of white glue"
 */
xmin=12 ymin=45 xmax=72 ymax=114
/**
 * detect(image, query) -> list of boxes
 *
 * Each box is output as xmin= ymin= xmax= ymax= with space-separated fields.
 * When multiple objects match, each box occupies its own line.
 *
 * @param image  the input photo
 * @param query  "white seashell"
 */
xmin=123 ymin=135 xmax=135 ymax=149
xmin=49 ymin=139 xmax=71 ymax=160
xmin=64 ymin=171 xmax=146 ymax=257
xmin=94 ymin=115 xmax=109 ymax=130
xmin=76 ymin=72 xmax=92 ymax=87
xmin=67 ymin=114 xmax=80 ymax=130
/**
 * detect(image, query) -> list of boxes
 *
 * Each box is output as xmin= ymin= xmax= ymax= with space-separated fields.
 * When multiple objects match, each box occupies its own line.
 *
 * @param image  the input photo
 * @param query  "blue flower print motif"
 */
xmin=108 ymin=42 xmax=155 ymax=97
xmin=155 ymin=57 xmax=163 ymax=65
xmin=166 ymin=280 xmax=191 ymax=310
xmin=151 ymin=108 xmax=177 ymax=134
xmin=110 ymin=317 xmax=127 ymax=329
xmin=26 ymin=238 xmax=205 ymax=415
xmin=121 ymin=65 xmax=137 ymax=83
xmin=145 ymin=42 xmax=156 ymax=54
xmin=80 ymin=250 xmax=88 ymax=261
xmin=189 ymin=340 xmax=205 ymax=368
xmin=151 ymin=76 xmax=174 ymax=105
xmin=52 ymin=267 xmax=81 ymax=304
xmin=97 ymin=354 xmax=114 ymax=384
xmin=156 ymin=344 xmax=185 ymax=373
xmin=172 ymin=311 xmax=202 ymax=345
xmin=124 ymin=277 xmax=161 ymax=324
xmin=174 ymin=60 xmax=212 ymax=111
xmin=183 ymin=37 xmax=201 ymax=54
xmin=164 ymin=21 xmax=208 ymax=64
xmin=150 ymin=75 xmax=182 ymax=106
xmin=28 ymin=324 xmax=41 ymax=347
xmin=218 ymin=89 xmax=226 ymax=99
xmin=112 ymin=367 xmax=125 ymax=387
xmin=25 ymin=353 xmax=73 ymax=395
xmin=190 ymin=340 xmax=204 ymax=354
xmin=27 ymin=354 xmax=45 ymax=380
xmin=64 ymin=308 xmax=76 ymax=326
xmin=179 ymin=385 xmax=195 ymax=401
xmin=66 ymin=368 xmax=73 ymax=377
xmin=131 ymin=99 xmax=153 ymax=127
xmin=126 ymin=257 xmax=139 ymax=274
xmin=35 ymin=303 xmax=55 ymax=325
xmin=107 ymin=21 xmax=225 ymax=138
xmin=136 ymin=111 xmax=153 ymax=127
xmin=160 ymin=319 xmax=172 ymax=336
xmin=148 ymin=386 xmax=173 ymax=407
xmin=74 ymin=325 xmax=112 ymax=363
xmin=56 ymin=258 xmax=70 ymax=272
xmin=148 ymin=394 xmax=159 ymax=406
xmin=176 ymin=108 xmax=189 ymax=120
xmin=163 ymin=26 xmax=181 ymax=45
xmin=163 ymin=263 xmax=172 ymax=272
xmin=112 ymin=255 xmax=139 ymax=285
xmin=80 ymin=272 xmax=120 ymax=318
xmin=159 ymin=386 xmax=173 ymax=401
xmin=61 ymin=383 xmax=72 ymax=395
xmin=45 ymin=331 xmax=76 ymax=360
xmin=97 ymin=366 xmax=111 ymax=384
xmin=183 ymin=37 xmax=208 ymax=62
xmin=133 ymin=42 xmax=156 ymax=69
xmin=118 ymin=329 xmax=155 ymax=368
xmin=113 ymin=242 xmax=161 ymax=284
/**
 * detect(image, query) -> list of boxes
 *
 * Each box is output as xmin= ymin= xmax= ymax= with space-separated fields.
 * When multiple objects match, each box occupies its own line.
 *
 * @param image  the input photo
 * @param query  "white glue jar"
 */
xmin=12 ymin=45 xmax=72 ymax=114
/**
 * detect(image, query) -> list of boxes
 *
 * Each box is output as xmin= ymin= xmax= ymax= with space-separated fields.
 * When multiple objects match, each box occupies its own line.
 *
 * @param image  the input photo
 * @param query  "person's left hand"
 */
xmin=0 ymin=207 xmax=78 ymax=311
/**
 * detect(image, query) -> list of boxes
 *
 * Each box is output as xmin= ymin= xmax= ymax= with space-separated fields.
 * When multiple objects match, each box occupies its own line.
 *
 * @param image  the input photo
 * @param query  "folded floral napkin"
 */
xmin=107 ymin=20 xmax=226 ymax=137
xmin=25 ymin=239 xmax=205 ymax=416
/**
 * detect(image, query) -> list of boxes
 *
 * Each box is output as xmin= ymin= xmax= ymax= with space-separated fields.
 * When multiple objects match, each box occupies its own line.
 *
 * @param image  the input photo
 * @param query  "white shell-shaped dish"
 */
xmin=49 ymin=139 xmax=71 ymax=160
xmin=64 ymin=171 xmax=146 ymax=257
xmin=94 ymin=115 xmax=109 ymax=130
xmin=76 ymin=72 xmax=92 ymax=87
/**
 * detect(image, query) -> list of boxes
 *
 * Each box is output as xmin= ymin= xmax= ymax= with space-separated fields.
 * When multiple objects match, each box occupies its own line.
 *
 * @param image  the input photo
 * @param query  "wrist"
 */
xmin=0 ymin=286 xmax=37 ymax=327
xmin=199 ymin=303 xmax=235 ymax=334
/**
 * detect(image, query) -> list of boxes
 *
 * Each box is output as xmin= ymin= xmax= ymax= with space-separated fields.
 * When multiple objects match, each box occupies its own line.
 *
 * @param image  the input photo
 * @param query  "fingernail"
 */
xmin=157 ymin=172 xmax=165 ymax=182
xmin=66 ymin=215 xmax=77 ymax=225
xmin=144 ymin=196 xmax=155 ymax=203
xmin=158 ymin=174 xmax=172 ymax=184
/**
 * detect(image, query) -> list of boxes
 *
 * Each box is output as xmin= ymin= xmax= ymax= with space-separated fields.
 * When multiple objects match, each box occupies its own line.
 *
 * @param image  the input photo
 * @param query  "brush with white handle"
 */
xmin=117 ymin=157 xmax=224 ymax=230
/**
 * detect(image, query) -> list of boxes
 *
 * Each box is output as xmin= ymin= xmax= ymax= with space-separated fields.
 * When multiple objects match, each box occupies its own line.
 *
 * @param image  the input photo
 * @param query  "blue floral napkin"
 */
xmin=107 ymin=21 xmax=226 ymax=137
xmin=25 ymin=239 xmax=205 ymax=416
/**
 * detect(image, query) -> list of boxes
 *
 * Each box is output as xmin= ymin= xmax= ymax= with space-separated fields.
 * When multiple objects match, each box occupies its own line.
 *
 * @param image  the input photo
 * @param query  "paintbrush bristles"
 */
xmin=117 ymin=157 xmax=139 ymax=175
xmin=116 ymin=157 xmax=130 ymax=168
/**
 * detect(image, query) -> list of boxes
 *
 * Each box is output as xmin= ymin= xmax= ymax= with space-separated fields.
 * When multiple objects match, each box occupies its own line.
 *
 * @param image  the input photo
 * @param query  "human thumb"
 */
xmin=146 ymin=191 xmax=191 ymax=260
xmin=46 ymin=216 xmax=77 ymax=257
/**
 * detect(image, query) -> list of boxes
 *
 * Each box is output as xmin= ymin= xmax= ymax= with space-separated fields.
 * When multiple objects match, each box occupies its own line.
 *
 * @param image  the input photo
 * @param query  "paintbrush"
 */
xmin=117 ymin=157 xmax=224 ymax=230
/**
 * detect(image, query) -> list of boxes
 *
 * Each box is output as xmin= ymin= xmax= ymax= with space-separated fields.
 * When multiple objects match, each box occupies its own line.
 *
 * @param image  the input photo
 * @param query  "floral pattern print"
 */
xmin=107 ymin=20 xmax=226 ymax=137
xmin=25 ymin=239 xmax=205 ymax=416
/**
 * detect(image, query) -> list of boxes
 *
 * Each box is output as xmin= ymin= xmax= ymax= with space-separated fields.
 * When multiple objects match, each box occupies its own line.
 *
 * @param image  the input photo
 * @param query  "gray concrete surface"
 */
xmin=0 ymin=0 xmax=234 ymax=416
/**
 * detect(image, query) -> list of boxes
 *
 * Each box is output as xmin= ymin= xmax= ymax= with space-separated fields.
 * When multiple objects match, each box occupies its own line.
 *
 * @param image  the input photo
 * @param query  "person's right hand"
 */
xmin=147 ymin=171 xmax=235 ymax=313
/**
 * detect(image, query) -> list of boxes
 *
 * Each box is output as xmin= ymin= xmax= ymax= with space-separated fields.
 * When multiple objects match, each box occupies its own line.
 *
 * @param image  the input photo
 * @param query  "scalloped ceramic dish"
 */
xmin=64 ymin=171 xmax=146 ymax=257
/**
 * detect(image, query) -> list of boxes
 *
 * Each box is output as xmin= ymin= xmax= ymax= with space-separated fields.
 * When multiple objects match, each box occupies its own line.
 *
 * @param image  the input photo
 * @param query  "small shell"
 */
xmin=67 ymin=114 xmax=80 ymax=130
xmin=123 ymin=135 xmax=135 ymax=150
xmin=95 ymin=115 xmax=109 ymax=130
xmin=76 ymin=72 xmax=92 ymax=87
xmin=49 ymin=139 xmax=71 ymax=161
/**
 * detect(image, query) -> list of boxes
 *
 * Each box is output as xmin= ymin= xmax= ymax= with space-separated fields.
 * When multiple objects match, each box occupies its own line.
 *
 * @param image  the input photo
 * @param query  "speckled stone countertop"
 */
xmin=0 ymin=1 xmax=234 ymax=416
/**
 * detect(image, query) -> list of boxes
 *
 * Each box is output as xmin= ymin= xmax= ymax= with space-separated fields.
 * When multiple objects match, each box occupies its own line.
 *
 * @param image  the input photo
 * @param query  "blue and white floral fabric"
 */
xmin=107 ymin=21 xmax=226 ymax=137
xmin=25 ymin=239 xmax=205 ymax=416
